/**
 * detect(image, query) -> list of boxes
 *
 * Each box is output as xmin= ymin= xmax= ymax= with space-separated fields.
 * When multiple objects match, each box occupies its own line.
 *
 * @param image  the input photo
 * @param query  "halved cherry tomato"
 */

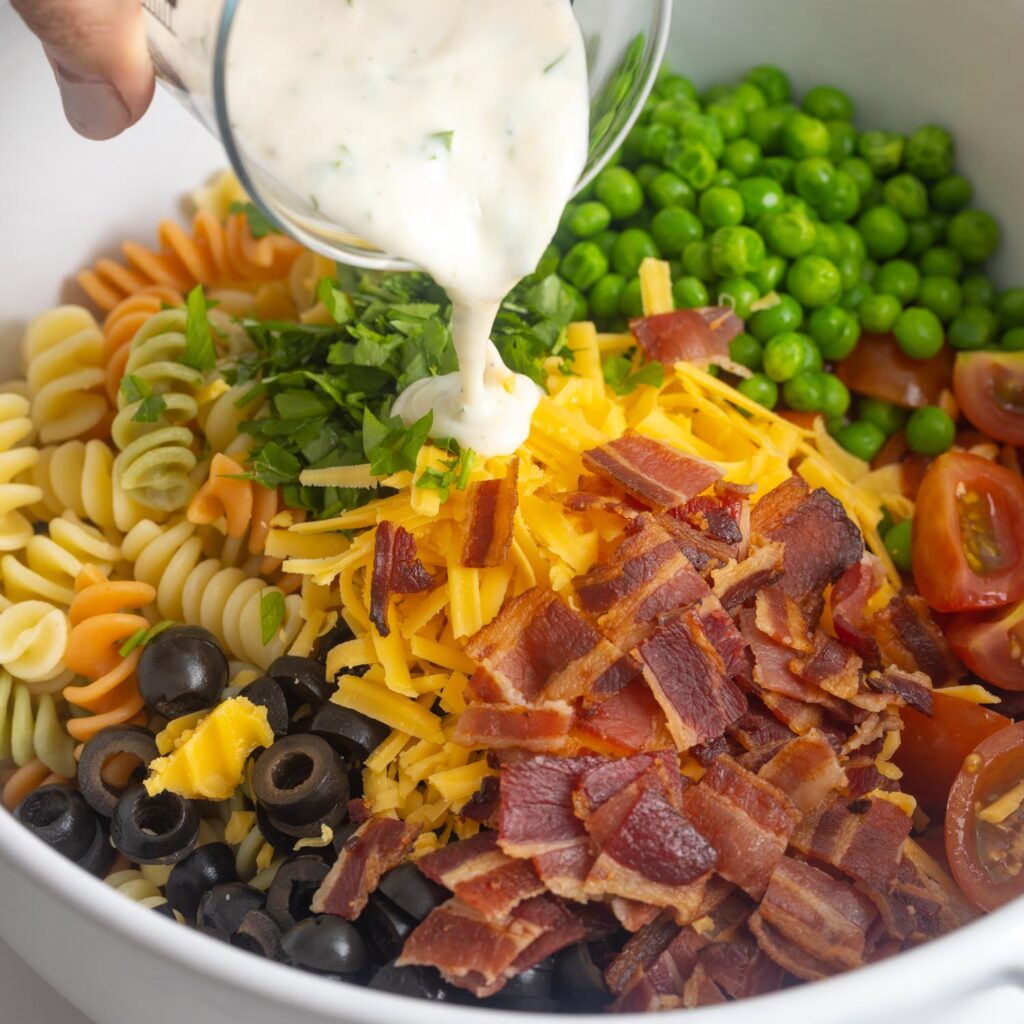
xmin=947 ymin=601 xmax=1024 ymax=691
xmin=953 ymin=351 xmax=1024 ymax=446
xmin=837 ymin=332 xmax=954 ymax=408
xmin=895 ymin=691 xmax=1009 ymax=820
xmin=912 ymin=451 xmax=1024 ymax=612
xmin=946 ymin=721 xmax=1024 ymax=910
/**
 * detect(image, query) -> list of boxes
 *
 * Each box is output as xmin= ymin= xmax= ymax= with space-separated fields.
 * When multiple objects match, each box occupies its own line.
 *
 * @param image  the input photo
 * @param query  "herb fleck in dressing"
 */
xmin=184 ymin=0 xmax=590 ymax=455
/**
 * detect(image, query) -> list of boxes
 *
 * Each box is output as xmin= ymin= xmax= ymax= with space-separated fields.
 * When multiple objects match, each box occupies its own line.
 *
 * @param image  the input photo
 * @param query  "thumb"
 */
xmin=12 ymin=0 xmax=154 ymax=140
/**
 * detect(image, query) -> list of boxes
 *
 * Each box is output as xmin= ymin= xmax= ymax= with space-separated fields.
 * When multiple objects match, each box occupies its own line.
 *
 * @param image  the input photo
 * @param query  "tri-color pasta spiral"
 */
xmin=0 ymin=392 xmax=43 ymax=554
xmin=0 ymin=600 xmax=70 ymax=690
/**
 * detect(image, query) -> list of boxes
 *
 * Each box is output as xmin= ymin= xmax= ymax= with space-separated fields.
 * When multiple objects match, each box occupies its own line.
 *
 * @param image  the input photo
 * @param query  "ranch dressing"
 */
xmin=166 ymin=0 xmax=591 ymax=456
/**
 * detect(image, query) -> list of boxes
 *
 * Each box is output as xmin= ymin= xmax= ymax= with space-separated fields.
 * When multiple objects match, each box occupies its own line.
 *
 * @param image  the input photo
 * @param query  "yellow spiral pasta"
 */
xmin=0 ymin=392 xmax=43 ymax=553
xmin=23 ymin=306 xmax=110 ymax=444
xmin=197 ymin=382 xmax=264 ymax=458
xmin=0 ymin=601 xmax=71 ymax=689
xmin=122 ymin=518 xmax=302 ymax=668
xmin=0 ymin=672 xmax=76 ymax=777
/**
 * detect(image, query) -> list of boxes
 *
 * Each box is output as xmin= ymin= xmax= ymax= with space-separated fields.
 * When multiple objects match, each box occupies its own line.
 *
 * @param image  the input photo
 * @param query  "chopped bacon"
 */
xmin=867 ymin=668 xmax=934 ymax=715
xmin=572 ymin=752 xmax=683 ymax=819
xmin=792 ymin=631 xmax=863 ymax=701
xmin=611 ymin=926 xmax=708 ymax=1012
xmin=582 ymin=434 xmax=723 ymax=512
xmin=461 ymin=774 xmax=501 ymax=824
xmin=605 ymin=912 xmax=681 ymax=995
xmin=698 ymin=937 xmax=785 ymax=1000
xmin=711 ymin=542 xmax=785 ymax=611
xmin=573 ymin=676 xmax=675 ymax=756
xmin=611 ymin=898 xmax=662 ymax=933
xmin=830 ymin=557 xmax=886 ymax=665
xmin=312 ymin=817 xmax=420 ymax=919
xmin=461 ymin=460 xmax=519 ymax=568
xmin=757 ymin=730 xmax=847 ymax=815
xmin=416 ymin=831 xmax=545 ymax=920
xmin=872 ymin=594 xmax=961 ymax=684
xmin=682 ymin=964 xmax=728 ymax=1008
xmin=690 ymin=594 xmax=749 ymax=680
xmin=453 ymin=701 xmax=573 ymax=753
xmin=554 ymin=490 xmax=641 ymax=520
xmin=654 ymin=511 xmax=737 ymax=573
xmin=680 ymin=756 xmax=799 ymax=899
xmin=545 ymin=640 xmax=638 ymax=704
xmin=728 ymin=701 xmax=797 ymax=754
xmin=671 ymin=492 xmax=746 ymax=549
xmin=791 ymin=795 xmax=912 ymax=891
xmin=636 ymin=609 xmax=748 ymax=752
xmin=630 ymin=306 xmax=743 ymax=366
xmin=759 ymin=690 xmax=826 ymax=735
xmin=750 ymin=857 xmax=877 ymax=980
xmin=755 ymin=588 xmax=814 ymax=653
xmin=369 ymin=522 xmax=435 ymax=636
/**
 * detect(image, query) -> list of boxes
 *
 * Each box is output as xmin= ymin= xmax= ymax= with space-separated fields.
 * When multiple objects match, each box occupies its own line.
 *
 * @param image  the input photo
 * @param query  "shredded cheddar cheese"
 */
xmin=935 ymin=684 xmax=1001 ymax=705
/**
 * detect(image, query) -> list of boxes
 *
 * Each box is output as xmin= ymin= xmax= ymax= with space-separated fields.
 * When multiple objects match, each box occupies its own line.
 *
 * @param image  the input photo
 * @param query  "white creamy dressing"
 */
xmin=171 ymin=0 xmax=591 ymax=456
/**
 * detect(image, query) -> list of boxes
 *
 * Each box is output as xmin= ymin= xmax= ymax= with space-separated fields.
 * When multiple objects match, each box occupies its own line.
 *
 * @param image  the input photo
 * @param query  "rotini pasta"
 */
xmin=104 ymin=868 xmax=181 ymax=916
xmin=22 ymin=306 xmax=110 ymax=444
xmin=0 ymin=392 xmax=43 ymax=553
xmin=0 ymin=672 xmax=76 ymax=778
xmin=196 ymin=382 xmax=263 ymax=458
xmin=0 ymin=602 xmax=70 ymax=688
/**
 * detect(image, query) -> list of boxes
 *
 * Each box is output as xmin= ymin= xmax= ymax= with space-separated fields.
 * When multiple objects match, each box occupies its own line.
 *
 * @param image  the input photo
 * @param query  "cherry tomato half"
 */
xmin=895 ymin=691 xmax=1009 ymax=820
xmin=837 ymin=332 xmax=954 ymax=408
xmin=953 ymin=351 xmax=1024 ymax=447
xmin=947 ymin=601 xmax=1024 ymax=691
xmin=946 ymin=721 xmax=1024 ymax=910
xmin=912 ymin=451 xmax=1024 ymax=612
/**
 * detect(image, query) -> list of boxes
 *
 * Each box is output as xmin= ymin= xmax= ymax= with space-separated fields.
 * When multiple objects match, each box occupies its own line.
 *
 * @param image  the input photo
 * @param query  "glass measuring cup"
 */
xmin=142 ymin=0 xmax=673 ymax=270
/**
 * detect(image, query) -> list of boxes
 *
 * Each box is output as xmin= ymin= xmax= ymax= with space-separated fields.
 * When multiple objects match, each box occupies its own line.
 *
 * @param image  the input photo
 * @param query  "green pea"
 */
xmin=928 ymin=211 xmax=951 ymax=239
xmin=820 ymin=373 xmax=852 ymax=418
xmin=882 ymin=173 xmax=929 ymax=221
xmin=1003 ymin=327 xmax=1024 ymax=351
xmin=729 ymin=332 xmax=764 ymax=370
xmin=862 ymin=259 xmax=879 ymax=283
xmin=738 ymin=372 xmax=780 ymax=409
xmin=713 ymin=170 xmax=740 ymax=189
xmin=818 ymin=171 xmax=861 ymax=224
xmin=723 ymin=138 xmax=763 ymax=178
xmin=793 ymin=157 xmax=836 ymax=206
xmin=750 ymin=255 xmax=789 ymax=294
xmin=860 ymin=397 xmax=908 ymax=436
xmin=764 ymin=331 xmax=817 ymax=382
xmin=710 ymin=225 xmax=766 ymax=277
xmin=677 ymin=113 xmax=725 ymax=159
xmin=836 ymin=420 xmax=887 ymax=461
xmin=947 ymin=210 xmax=1001 ymax=262
xmin=665 ymin=140 xmax=718 ymax=191
xmin=931 ymin=174 xmax=973 ymax=213
xmin=568 ymin=202 xmax=612 ymax=239
xmin=782 ymin=113 xmax=832 ymax=160
xmin=563 ymin=282 xmax=589 ymax=321
xmin=809 ymin=305 xmax=860 ymax=360
xmin=650 ymin=208 xmax=703 ymax=258
xmin=750 ymin=294 xmax=804 ymax=342
xmin=998 ymin=287 xmax=1024 ymax=327
xmin=657 ymin=73 xmax=699 ymax=103
xmin=736 ymin=176 xmax=785 ymax=221
xmin=961 ymin=275 xmax=996 ymax=309
xmin=893 ymin=306 xmax=945 ymax=359
xmin=594 ymin=167 xmax=645 ymax=220
xmin=856 ymin=205 xmax=909 ymax=260
xmin=904 ymin=220 xmax=938 ymax=258
xmin=746 ymin=107 xmax=789 ymax=155
xmin=858 ymin=130 xmax=905 ymax=177
xmin=730 ymin=82 xmax=768 ymax=114
xmin=717 ymin=278 xmax=761 ymax=320
xmin=833 ymin=223 xmax=867 ymax=261
xmin=803 ymin=85 xmax=855 ymax=122
xmin=612 ymin=229 xmax=660 ymax=277
xmin=592 ymin=230 xmax=618 ymax=259
xmin=673 ymin=275 xmax=710 ymax=309
xmin=836 ymin=255 xmax=863 ymax=291
xmin=650 ymin=101 xmax=693 ymax=131
xmin=917 ymin=275 xmax=963 ymax=323
xmin=783 ymin=369 xmax=826 ymax=411
xmin=759 ymin=156 xmax=796 ymax=187
xmin=827 ymin=120 xmax=859 ymax=162
xmin=746 ymin=65 xmax=791 ymax=106
xmin=647 ymin=171 xmax=695 ymax=212
xmin=682 ymin=241 xmax=716 ymax=282
xmin=560 ymin=241 xmax=610 ymax=291
xmin=589 ymin=274 xmax=626 ymax=322
xmin=884 ymin=519 xmax=914 ymax=573
xmin=919 ymin=246 xmax=964 ymax=279
xmin=635 ymin=163 xmax=663 ymax=190
xmin=872 ymin=259 xmax=920 ymax=303
xmin=906 ymin=405 xmax=956 ymax=455
xmin=787 ymin=255 xmax=842 ymax=308
xmin=810 ymin=223 xmax=842 ymax=262
xmin=640 ymin=124 xmax=675 ymax=163
xmin=905 ymin=125 xmax=955 ymax=181
xmin=839 ymin=157 xmax=875 ymax=196
xmin=948 ymin=306 xmax=998 ymax=351
xmin=699 ymin=186 xmax=746 ymax=228
xmin=762 ymin=209 xmax=817 ymax=259
xmin=619 ymin=277 xmax=645 ymax=318
xmin=707 ymin=101 xmax=747 ymax=142
xmin=858 ymin=292 xmax=902 ymax=333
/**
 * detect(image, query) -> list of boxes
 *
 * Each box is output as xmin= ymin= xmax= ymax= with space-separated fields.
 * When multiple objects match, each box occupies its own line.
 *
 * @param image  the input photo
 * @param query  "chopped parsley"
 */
xmin=260 ymin=590 xmax=286 ymax=645
xmin=229 ymin=201 xmax=278 ymax=240
xmin=602 ymin=354 xmax=665 ymax=395
xmin=429 ymin=130 xmax=455 ymax=151
xmin=182 ymin=286 xmax=217 ymax=372
xmin=417 ymin=445 xmax=476 ymax=502
xmin=118 ymin=619 xmax=175 ymax=657
xmin=120 ymin=374 xmax=168 ymax=423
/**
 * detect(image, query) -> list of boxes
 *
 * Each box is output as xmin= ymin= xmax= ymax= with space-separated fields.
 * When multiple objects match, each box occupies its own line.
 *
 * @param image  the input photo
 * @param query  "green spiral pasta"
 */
xmin=113 ymin=309 xmax=206 ymax=512
xmin=0 ymin=672 xmax=75 ymax=776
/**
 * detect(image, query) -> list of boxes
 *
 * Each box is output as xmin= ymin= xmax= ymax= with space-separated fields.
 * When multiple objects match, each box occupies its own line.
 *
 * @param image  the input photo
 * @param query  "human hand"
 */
xmin=12 ymin=0 xmax=154 ymax=140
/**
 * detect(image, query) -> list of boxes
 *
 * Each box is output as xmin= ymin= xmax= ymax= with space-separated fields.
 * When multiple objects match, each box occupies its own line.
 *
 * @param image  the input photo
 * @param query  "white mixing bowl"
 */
xmin=2 ymin=1 xmax=1024 ymax=1020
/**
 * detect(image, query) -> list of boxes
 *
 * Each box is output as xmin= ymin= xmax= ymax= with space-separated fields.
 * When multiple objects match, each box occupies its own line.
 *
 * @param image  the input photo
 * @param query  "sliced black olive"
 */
xmin=368 ymin=961 xmax=452 ymax=1001
xmin=76 ymin=816 xmax=116 ymax=877
xmin=281 ymin=915 xmax=367 ymax=975
xmin=77 ymin=725 xmax=159 ymax=817
xmin=313 ymin=618 xmax=355 ymax=666
xmin=15 ymin=785 xmax=100 ymax=862
xmin=138 ymin=625 xmax=228 ymax=719
xmin=266 ymin=855 xmax=330 ymax=930
xmin=152 ymin=900 xmax=177 ymax=919
xmin=166 ymin=842 xmax=238 ymax=921
xmin=242 ymin=676 xmax=290 ymax=738
xmin=305 ymin=704 xmax=389 ymax=766
xmin=110 ymin=785 xmax=200 ymax=865
xmin=331 ymin=821 xmax=360 ymax=854
xmin=252 ymin=735 xmax=347 ymax=832
xmin=231 ymin=909 xmax=283 ymax=961
xmin=555 ymin=943 xmax=610 ymax=1009
xmin=253 ymin=803 xmax=309 ymax=855
xmin=359 ymin=893 xmax=415 ymax=964
xmin=197 ymin=882 xmax=266 ymax=940
xmin=377 ymin=862 xmax=448 ymax=922
xmin=266 ymin=656 xmax=329 ymax=711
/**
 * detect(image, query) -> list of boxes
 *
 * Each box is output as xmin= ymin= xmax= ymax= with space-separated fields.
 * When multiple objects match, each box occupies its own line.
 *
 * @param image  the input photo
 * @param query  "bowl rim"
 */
xmin=0 ymin=805 xmax=1020 ymax=1023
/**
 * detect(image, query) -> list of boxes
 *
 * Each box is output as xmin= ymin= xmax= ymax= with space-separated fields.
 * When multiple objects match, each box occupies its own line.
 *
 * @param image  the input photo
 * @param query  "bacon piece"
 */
xmin=671 ymin=492 xmax=746 ymax=549
xmin=754 ymin=588 xmax=813 ymax=653
xmin=691 ymin=594 xmax=749 ymax=680
xmin=416 ymin=831 xmax=544 ymax=920
xmin=461 ymin=774 xmax=501 ymax=824
xmin=312 ymin=817 xmax=420 ymax=919
xmin=792 ymin=631 xmax=863 ymax=701
xmin=680 ymin=756 xmax=798 ymax=899
xmin=572 ymin=751 xmax=683 ymax=818
xmin=554 ymin=491 xmax=641 ymax=520
xmin=461 ymin=460 xmax=519 ymax=568
xmin=683 ymin=965 xmax=728 ymax=1008
xmin=605 ymin=912 xmax=680 ymax=995
xmin=830 ymin=557 xmax=886 ymax=665
xmin=711 ymin=542 xmax=785 ymax=611
xmin=728 ymin=701 xmax=796 ymax=754
xmin=545 ymin=640 xmax=638 ymax=703
xmin=574 ymin=517 xmax=710 ymax=648
xmin=872 ymin=594 xmax=961 ymax=684
xmin=630 ymin=306 xmax=743 ymax=366
xmin=582 ymin=434 xmax=723 ymax=512
xmin=757 ymin=730 xmax=847 ymax=815
xmin=369 ymin=521 xmax=435 ymax=636
xmin=611 ymin=898 xmax=662 ymax=933
xmin=791 ymin=795 xmax=912 ymax=891
xmin=760 ymin=690 xmax=825 ymax=735
xmin=698 ymin=938 xmax=785 ymax=1000
xmin=867 ymin=667 xmax=934 ymax=715
xmin=636 ymin=609 xmax=748 ymax=752
xmin=750 ymin=857 xmax=877 ymax=980
xmin=453 ymin=701 xmax=573 ymax=753
xmin=573 ymin=675 xmax=674 ymax=756
xmin=611 ymin=926 xmax=708 ymax=1012
xmin=654 ymin=511 xmax=737 ymax=574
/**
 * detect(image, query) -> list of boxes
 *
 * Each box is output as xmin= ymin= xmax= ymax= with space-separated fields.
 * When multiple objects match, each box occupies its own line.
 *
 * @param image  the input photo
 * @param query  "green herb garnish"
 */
xmin=182 ymin=286 xmax=217 ymax=372
xmin=120 ymin=373 xmax=168 ymax=423
xmin=260 ymin=591 xmax=286 ymax=645
xmin=118 ymin=619 xmax=176 ymax=657
xmin=429 ymin=130 xmax=455 ymax=151
xmin=602 ymin=355 xmax=665 ymax=395
xmin=416 ymin=446 xmax=476 ymax=503
xmin=229 ymin=201 xmax=277 ymax=240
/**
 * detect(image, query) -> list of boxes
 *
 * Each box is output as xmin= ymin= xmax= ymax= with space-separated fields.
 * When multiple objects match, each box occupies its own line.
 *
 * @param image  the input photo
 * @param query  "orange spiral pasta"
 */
xmin=62 ymin=565 xmax=156 ymax=742
xmin=1 ymin=759 xmax=70 ymax=812
xmin=187 ymin=453 xmax=279 ymax=551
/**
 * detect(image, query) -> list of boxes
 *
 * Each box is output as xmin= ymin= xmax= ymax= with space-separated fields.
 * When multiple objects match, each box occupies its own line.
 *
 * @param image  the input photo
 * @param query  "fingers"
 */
xmin=12 ymin=0 xmax=154 ymax=140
